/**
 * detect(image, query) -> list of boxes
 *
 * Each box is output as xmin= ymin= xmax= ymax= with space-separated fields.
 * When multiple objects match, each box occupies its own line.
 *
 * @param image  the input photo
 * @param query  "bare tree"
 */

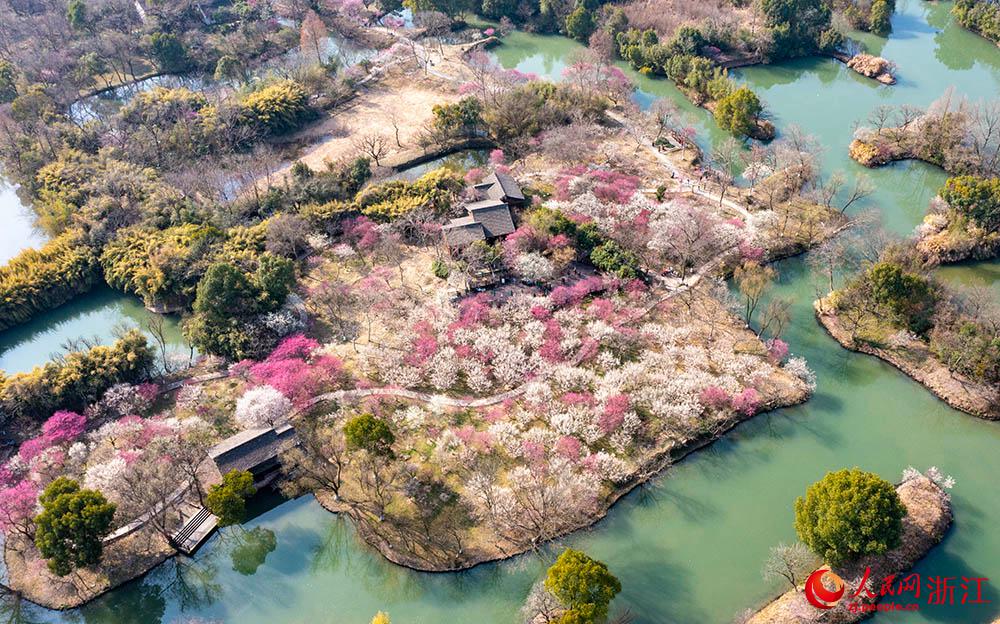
xmin=300 ymin=10 xmax=328 ymax=65
xmin=646 ymin=98 xmax=680 ymax=147
xmin=733 ymin=261 xmax=776 ymax=329
xmin=762 ymin=542 xmax=819 ymax=590
xmin=388 ymin=112 xmax=404 ymax=148
xmin=868 ymin=105 xmax=894 ymax=136
xmin=711 ymin=137 xmax=743 ymax=206
xmin=354 ymin=132 xmax=390 ymax=167
xmin=266 ymin=213 xmax=311 ymax=258
xmin=815 ymin=171 xmax=845 ymax=209
xmin=840 ymin=173 xmax=874 ymax=213
xmin=774 ymin=125 xmax=822 ymax=191
xmin=280 ymin=416 xmax=352 ymax=502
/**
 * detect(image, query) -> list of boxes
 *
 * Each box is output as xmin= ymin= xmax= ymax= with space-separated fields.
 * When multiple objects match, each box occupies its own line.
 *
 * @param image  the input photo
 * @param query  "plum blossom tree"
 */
xmin=0 ymin=480 xmax=38 ymax=540
xmin=562 ymin=58 xmax=634 ymax=106
xmin=41 ymin=411 xmax=86 ymax=445
xmin=730 ymin=388 xmax=760 ymax=416
xmin=247 ymin=335 xmax=348 ymax=405
xmin=647 ymin=200 xmax=729 ymax=278
xmin=235 ymin=386 xmax=293 ymax=429
xmin=465 ymin=458 xmax=600 ymax=549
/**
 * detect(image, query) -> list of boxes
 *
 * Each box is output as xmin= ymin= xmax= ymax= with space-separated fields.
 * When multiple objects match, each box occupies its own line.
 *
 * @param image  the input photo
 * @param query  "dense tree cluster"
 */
xmin=835 ymin=256 xmax=938 ymax=335
xmin=184 ymin=254 xmax=297 ymax=361
xmin=614 ymin=28 xmax=770 ymax=138
xmin=0 ymin=330 xmax=154 ymax=423
xmin=830 ymin=241 xmax=1000 ymax=385
xmin=0 ymin=232 xmax=101 ymax=331
xmin=953 ymin=0 xmax=1000 ymax=45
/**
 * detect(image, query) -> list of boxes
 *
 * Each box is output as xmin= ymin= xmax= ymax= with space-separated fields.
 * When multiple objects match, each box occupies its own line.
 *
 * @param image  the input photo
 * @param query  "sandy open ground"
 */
xmin=290 ymin=70 xmax=461 ymax=171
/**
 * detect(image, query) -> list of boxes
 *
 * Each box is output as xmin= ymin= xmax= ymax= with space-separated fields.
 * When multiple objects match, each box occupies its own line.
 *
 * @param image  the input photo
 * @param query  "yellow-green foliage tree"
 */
xmin=0 ymin=232 xmax=101 ymax=331
xmin=544 ymin=549 xmax=621 ymax=624
xmin=795 ymin=468 xmax=906 ymax=566
xmin=353 ymin=167 xmax=464 ymax=221
xmin=100 ymin=223 xmax=223 ymax=309
xmin=714 ymin=87 xmax=763 ymax=139
xmin=240 ymin=80 xmax=313 ymax=135
xmin=0 ymin=329 xmax=154 ymax=421
xmin=33 ymin=149 xmax=173 ymax=234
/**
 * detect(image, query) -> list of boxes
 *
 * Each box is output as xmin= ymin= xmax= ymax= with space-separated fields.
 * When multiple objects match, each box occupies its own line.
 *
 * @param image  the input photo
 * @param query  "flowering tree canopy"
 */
xmin=235 ymin=385 xmax=293 ymax=429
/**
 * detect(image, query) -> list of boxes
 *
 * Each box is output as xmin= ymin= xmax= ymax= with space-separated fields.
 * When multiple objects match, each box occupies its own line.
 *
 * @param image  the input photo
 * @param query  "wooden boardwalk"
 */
xmin=171 ymin=504 xmax=218 ymax=555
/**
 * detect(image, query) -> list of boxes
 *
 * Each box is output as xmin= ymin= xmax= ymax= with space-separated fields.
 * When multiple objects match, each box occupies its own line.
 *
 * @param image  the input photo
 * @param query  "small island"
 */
xmin=915 ymin=175 xmax=1000 ymax=264
xmin=747 ymin=468 xmax=954 ymax=623
xmin=813 ymin=242 xmax=1000 ymax=419
xmin=848 ymin=93 xmax=1000 ymax=177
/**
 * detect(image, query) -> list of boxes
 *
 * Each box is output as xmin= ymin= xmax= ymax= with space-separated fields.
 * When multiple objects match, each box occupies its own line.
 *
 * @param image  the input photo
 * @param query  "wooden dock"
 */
xmin=171 ymin=504 xmax=218 ymax=555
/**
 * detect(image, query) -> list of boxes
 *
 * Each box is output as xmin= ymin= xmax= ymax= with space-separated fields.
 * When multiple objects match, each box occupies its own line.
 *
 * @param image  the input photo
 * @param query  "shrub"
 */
xmin=431 ymin=259 xmax=450 ymax=279
xmin=240 ymin=80 xmax=313 ymax=135
xmin=0 ymin=233 xmax=101 ymax=331
xmin=590 ymin=240 xmax=641 ymax=279
xmin=794 ymin=468 xmax=906 ymax=566
xmin=431 ymin=97 xmax=483 ymax=138
xmin=354 ymin=167 xmax=464 ymax=221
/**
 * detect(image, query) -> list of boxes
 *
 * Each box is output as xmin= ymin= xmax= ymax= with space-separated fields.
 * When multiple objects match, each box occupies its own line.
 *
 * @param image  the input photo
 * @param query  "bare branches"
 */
xmin=353 ymin=132 xmax=389 ymax=167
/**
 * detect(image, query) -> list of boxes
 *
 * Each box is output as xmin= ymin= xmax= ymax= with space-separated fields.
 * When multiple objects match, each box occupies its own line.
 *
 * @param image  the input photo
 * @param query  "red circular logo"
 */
xmin=805 ymin=568 xmax=846 ymax=609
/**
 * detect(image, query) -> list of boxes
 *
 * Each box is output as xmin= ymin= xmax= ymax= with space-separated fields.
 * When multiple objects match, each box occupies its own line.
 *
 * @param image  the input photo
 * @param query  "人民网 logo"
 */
xmin=805 ymin=567 xmax=846 ymax=609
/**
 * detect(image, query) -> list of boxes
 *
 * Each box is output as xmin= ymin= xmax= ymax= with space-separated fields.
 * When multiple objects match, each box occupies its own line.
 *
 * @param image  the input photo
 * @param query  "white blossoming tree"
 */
xmin=235 ymin=385 xmax=293 ymax=429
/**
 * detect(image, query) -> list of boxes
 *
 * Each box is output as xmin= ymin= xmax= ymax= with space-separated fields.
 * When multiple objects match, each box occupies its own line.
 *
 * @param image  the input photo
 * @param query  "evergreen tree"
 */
xmin=34 ymin=478 xmax=116 ymax=576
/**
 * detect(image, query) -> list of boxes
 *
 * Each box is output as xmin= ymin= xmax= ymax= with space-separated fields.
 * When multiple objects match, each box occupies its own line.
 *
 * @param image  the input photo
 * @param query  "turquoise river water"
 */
xmin=2 ymin=1 xmax=999 ymax=622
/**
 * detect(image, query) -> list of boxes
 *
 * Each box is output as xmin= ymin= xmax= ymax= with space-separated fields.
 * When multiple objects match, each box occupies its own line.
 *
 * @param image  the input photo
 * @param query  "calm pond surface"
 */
xmin=70 ymin=31 xmax=374 ymax=124
xmin=4 ymin=1 xmax=1000 ymax=622
xmin=384 ymin=149 xmax=491 ymax=182
xmin=0 ymin=286 xmax=189 ymax=375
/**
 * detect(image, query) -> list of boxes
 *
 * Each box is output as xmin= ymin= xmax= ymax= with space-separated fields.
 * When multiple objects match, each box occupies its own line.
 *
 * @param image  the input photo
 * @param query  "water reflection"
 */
xmin=229 ymin=528 xmax=277 ymax=576
xmin=384 ymin=149 xmax=489 ymax=182
xmin=0 ymin=287 xmax=188 ymax=374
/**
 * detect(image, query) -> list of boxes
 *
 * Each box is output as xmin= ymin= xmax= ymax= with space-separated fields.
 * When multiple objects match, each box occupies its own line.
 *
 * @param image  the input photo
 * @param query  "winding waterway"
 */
xmin=3 ymin=1 xmax=1000 ymax=622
